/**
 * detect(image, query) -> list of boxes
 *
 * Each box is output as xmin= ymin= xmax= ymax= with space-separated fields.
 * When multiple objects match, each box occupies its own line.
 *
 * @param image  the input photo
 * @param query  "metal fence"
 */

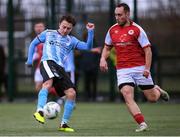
xmin=0 ymin=0 xmax=180 ymax=101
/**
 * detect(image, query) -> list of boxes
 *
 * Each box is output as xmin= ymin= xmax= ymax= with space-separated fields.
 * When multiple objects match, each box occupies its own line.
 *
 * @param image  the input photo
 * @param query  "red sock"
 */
xmin=133 ymin=113 xmax=145 ymax=124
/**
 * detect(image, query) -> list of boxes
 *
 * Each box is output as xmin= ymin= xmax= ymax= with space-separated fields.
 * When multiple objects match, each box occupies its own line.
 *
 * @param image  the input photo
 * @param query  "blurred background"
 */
xmin=0 ymin=0 xmax=180 ymax=102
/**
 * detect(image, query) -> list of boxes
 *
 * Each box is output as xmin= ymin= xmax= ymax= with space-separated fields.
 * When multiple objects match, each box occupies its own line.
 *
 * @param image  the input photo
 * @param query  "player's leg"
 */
xmin=33 ymin=61 xmax=56 ymax=124
xmin=119 ymin=83 xmax=148 ymax=132
xmin=37 ymin=79 xmax=53 ymax=110
xmin=154 ymin=85 xmax=170 ymax=101
xmin=54 ymin=66 xmax=76 ymax=132
xmin=141 ymin=85 xmax=160 ymax=102
xmin=33 ymin=79 xmax=53 ymax=124
xmin=57 ymin=70 xmax=75 ymax=105
xmin=137 ymin=85 xmax=169 ymax=132
xmin=135 ymin=66 xmax=170 ymax=102
xmin=142 ymin=85 xmax=169 ymax=102
xmin=59 ymin=88 xmax=76 ymax=132
xmin=117 ymin=68 xmax=148 ymax=132
xmin=134 ymin=66 xmax=169 ymax=131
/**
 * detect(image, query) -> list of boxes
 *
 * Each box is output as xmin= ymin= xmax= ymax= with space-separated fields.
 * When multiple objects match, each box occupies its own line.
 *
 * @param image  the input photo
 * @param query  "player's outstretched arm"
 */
xmin=26 ymin=38 xmax=41 ymax=66
xmin=26 ymin=30 xmax=46 ymax=66
xmin=75 ymin=23 xmax=95 ymax=50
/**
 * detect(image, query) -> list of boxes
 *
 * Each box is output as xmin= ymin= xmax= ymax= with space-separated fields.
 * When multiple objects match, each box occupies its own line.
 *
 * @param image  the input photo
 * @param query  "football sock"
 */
xmin=61 ymin=100 xmax=75 ymax=124
xmin=37 ymin=88 xmax=48 ymax=110
xmin=133 ymin=113 xmax=145 ymax=124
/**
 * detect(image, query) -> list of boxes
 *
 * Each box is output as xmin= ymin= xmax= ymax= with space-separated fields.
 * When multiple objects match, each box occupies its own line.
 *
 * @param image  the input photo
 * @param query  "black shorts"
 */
xmin=40 ymin=60 xmax=75 ymax=97
xmin=119 ymin=82 xmax=154 ymax=90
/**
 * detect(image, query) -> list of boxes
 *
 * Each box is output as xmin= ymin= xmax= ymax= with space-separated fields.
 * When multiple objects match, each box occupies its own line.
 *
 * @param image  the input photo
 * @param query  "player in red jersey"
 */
xmin=32 ymin=22 xmax=45 ymax=92
xmin=100 ymin=3 xmax=170 ymax=132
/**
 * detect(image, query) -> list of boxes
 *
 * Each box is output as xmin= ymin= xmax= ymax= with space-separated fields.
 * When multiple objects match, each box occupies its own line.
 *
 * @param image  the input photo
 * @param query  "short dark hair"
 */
xmin=33 ymin=20 xmax=45 ymax=26
xmin=116 ymin=3 xmax=130 ymax=12
xmin=59 ymin=15 xmax=76 ymax=26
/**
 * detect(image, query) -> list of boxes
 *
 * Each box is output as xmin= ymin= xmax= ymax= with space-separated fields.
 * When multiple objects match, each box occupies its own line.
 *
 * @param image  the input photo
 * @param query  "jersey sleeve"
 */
xmin=72 ymin=29 xmax=94 ymax=50
xmin=138 ymin=28 xmax=151 ymax=48
xmin=26 ymin=31 xmax=46 ymax=65
xmin=37 ymin=30 xmax=47 ymax=43
xmin=105 ymin=31 xmax=112 ymax=46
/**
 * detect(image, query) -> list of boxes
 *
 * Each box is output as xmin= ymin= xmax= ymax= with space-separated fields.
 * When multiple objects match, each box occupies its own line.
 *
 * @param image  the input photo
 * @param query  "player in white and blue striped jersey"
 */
xmin=26 ymin=15 xmax=95 ymax=132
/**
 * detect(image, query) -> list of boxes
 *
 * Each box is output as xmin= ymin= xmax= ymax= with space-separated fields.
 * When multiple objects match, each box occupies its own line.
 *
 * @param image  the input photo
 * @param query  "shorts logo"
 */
xmin=128 ymin=30 xmax=134 ymax=35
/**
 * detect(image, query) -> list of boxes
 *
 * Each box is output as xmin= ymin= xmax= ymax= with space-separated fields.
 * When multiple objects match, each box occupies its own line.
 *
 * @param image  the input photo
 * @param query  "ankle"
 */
xmin=140 ymin=122 xmax=147 ymax=126
xmin=38 ymin=110 xmax=44 ymax=117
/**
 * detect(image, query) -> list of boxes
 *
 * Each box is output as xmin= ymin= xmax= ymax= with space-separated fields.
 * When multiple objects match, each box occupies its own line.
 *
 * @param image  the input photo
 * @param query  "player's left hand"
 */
xmin=143 ymin=69 xmax=150 ymax=78
xmin=86 ymin=23 xmax=95 ymax=30
xmin=91 ymin=47 xmax=101 ymax=54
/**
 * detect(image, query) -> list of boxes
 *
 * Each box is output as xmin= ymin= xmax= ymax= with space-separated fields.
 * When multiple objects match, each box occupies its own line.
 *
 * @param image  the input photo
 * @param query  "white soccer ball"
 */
xmin=43 ymin=101 xmax=61 ymax=119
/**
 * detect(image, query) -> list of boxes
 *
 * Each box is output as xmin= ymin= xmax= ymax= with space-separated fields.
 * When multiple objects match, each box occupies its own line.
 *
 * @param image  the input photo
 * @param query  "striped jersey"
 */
xmin=64 ymin=50 xmax=75 ymax=72
xmin=27 ymin=29 xmax=94 ymax=67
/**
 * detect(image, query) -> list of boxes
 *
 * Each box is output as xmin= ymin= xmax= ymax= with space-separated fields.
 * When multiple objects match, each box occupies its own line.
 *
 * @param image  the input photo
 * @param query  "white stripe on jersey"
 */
xmin=43 ymin=61 xmax=54 ymax=78
xmin=105 ymin=23 xmax=118 ymax=45
xmin=105 ymin=31 xmax=112 ymax=45
xmin=132 ymin=22 xmax=151 ymax=47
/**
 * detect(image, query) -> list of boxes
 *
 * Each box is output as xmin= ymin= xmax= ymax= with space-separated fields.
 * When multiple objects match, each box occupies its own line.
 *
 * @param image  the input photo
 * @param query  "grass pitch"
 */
xmin=0 ymin=102 xmax=180 ymax=136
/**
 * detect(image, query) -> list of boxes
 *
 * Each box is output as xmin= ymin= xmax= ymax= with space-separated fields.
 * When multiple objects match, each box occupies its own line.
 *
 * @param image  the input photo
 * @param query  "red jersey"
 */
xmin=33 ymin=43 xmax=43 ymax=69
xmin=105 ymin=21 xmax=151 ymax=69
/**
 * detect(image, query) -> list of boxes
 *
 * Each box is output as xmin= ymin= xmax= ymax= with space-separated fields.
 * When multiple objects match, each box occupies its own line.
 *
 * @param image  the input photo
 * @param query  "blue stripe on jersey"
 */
xmin=64 ymin=50 xmax=75 ymax=72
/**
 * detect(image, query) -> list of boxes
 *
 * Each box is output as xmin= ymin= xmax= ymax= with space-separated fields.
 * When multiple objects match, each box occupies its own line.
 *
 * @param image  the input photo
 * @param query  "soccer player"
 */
xmin=26 ymin=15 xmax=95 ymax=132
xmin=100 ymin=3 xmax=170 ymax=132
xmin=32 ymin=22 xmax=75 ymax=94
xmin=32 ymin=22 xmax=75 ymax=105
xmin=32 ymin=22 xmax=45 ymax=92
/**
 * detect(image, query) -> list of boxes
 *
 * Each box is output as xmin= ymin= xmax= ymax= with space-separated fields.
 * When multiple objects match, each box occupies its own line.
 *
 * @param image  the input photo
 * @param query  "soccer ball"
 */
xmin=43 ymin=101 xmax=61 ymax=119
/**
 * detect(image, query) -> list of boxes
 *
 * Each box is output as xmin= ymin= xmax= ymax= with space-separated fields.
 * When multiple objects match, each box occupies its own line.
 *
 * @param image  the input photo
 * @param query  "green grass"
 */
xmin=0 ymin=102 xmax=180 ymax=136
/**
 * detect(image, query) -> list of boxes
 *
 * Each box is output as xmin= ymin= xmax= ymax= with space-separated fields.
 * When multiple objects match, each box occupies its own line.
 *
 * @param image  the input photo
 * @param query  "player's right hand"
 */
xmin=143 ymin=69 xmax=150 ymax=78
xmin=100 ymin=58 xmax=108 ymax=72
xmin=86 ymin=23 xmax=95 ymax=30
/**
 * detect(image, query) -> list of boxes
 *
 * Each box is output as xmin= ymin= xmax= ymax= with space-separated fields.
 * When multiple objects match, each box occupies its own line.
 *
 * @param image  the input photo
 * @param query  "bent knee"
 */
xmin=145 ymin=93 xmax=158 ymax=102
xmin=65 ymin=88 xmax=76 ymax=99
xmin=121 ymin=86 xmax=133 ymax=96
xmin=42 ymin=80 xmax=53 ymax=90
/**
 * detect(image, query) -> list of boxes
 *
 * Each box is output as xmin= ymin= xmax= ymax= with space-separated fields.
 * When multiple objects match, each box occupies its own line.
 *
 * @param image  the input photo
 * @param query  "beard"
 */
xmin=117 ymin=20 xmax=127 ymax=27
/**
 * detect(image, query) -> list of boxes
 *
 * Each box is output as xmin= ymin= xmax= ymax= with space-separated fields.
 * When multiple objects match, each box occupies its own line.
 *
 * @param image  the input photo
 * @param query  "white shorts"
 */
xmin=116 ymin=66 xmax=154 ymax=87
xmin=34 ymin=68 xmax=43 ymax=82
